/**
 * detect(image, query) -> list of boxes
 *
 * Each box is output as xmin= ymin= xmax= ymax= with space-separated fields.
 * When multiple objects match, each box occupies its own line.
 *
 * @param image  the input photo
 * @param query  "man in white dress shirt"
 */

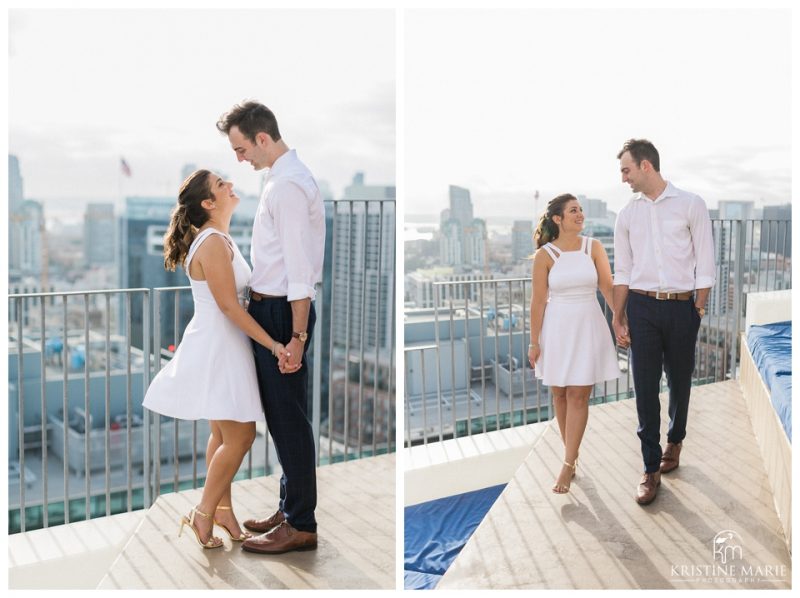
xmin=216 ymin=101 xmax=325 ymax=553
xmin=611 ymin=139 xmax=715 ymax=506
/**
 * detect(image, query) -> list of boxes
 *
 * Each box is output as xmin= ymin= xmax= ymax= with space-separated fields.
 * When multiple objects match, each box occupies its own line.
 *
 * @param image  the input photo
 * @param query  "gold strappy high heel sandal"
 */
xmin=214 ymin=505 xmax=252 ymax=542
xmin=179 ymin=507 xmax=224 ymax=549
xmin=552 ymin=460 xmax=577 ymax=494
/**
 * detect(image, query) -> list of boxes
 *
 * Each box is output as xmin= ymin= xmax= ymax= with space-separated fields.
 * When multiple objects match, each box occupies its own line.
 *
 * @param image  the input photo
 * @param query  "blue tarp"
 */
xmin=404 ymin=484 xmax=506 ymax=590
xmin=747 ymin=321 xmax=791 ymax=442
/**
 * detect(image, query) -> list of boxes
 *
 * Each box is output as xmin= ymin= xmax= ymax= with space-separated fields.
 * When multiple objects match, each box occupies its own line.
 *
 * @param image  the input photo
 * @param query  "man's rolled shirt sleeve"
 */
xmin=613 ymin=207 xmax=632 ymax=286
xmin=689 ymin=196 xmax=716 ymax=289
xmin=273 ymin=181 xmax=317 ymax=301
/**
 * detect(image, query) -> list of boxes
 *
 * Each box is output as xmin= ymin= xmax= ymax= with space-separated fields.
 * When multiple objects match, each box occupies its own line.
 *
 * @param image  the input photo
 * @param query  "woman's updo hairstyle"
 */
xmin=533 ymin=193 xmax=577 ymax=249
xmin=163 ymin=169 xmax=213 ymax=271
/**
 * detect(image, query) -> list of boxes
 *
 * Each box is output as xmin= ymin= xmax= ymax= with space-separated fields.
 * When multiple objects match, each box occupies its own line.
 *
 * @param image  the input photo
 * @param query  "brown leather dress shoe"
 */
xmin=241 ymin=521 xmax=318 ymax=554
xmin=660 ymin=442 xmax=682 ymax=473
xmin=636 ymin=471 xmax=661 ymax=505
xmin=243 ymin=510 xmax=285 ymax=534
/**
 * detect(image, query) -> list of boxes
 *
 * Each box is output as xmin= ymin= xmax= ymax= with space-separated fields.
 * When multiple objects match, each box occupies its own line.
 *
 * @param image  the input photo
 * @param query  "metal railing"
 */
xmin=404 ymin=218 xmax=790 ymax=447
xmin=7 ymin=198 xmax=396 ymax=533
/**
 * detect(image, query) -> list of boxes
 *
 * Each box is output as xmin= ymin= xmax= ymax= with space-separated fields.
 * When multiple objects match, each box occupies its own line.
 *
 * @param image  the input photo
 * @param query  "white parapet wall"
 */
xmin=8 ymin=510 xmax=147 ymax=589
xmin=404 ymin=421 xmax=549 ymax=506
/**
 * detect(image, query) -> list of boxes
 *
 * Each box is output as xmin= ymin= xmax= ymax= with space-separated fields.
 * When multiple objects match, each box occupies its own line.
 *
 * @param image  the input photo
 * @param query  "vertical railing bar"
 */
xmin=405 ymin=354 xmax=412 ymax=448
xmin=357 ymin=202 xmax=368 ymax=458
xmin=388 ymin=255 xmax=396 ymax=455
xmin=62 ymin=295 xmax=69 ymax=525
xmin=465 ymin=286 xmax=472 ymax=436
xmin=372 ymin=201 xmax=384 ymax=456
xmin=40 ymin=298 xmax=48 ymax=527
xmin=126 ymin=293 xmax=133 ymax=511
xmin=84 ymin=294 xmax=91 ymax=521
xmin=153 ymin=291 xmax=162 ymax=497
xmin=433 ymin=284 xmax=443 ymax=443
xmin=18 ymin=298 xmax=26 ymax=532
xmin=521 ymin=279 xmax=528 ymax=425
xmin=312 ymin=281 xmax=323 ymax=466
xmin=782 ymin=219 xmax=790 ymax=288
xmin=493 ymin=282 xmax=500 ymax=431
xmin=507 ymin=280 xmax=514 ymax=429
xmin=327 ymin=203 xmax=338 ymax=463
xmin=173 ymin=292 xmax=180 ymax=490
xmin=449 ymin=283 xmax=456 ymax=440
xmin=343 ymin=201 xmax=353 ymax=461
xmin=105 ymin=294 xmax=112 ymax=516
xmin=142 ymin=291 xmax=151 ymax=508
xmin=755 ymin=219 xmax=763 ymax=293
xmin=479 ymin=283 xmax=487 ymax=434
xmin=420 ymin=348 xmax=428 ymax=446
xmin=724 ymin=221 xmax=733 ymax=378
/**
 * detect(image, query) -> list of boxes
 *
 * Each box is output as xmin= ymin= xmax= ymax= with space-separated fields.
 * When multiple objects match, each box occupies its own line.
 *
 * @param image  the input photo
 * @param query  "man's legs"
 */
xmin=627 ymin=292 xmax=665 ymax=473
xmin=663 ymin=299 xmax=701 ymax=445
xmin=249 ymin=297 xmax=317 ymax=533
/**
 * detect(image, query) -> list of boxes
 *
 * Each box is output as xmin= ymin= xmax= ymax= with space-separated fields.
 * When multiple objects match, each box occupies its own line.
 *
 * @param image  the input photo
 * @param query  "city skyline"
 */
xmin=9 ymin=9 xmax=395 ymax=205
xmin=405 ymin=8 xmax=791 ymax=216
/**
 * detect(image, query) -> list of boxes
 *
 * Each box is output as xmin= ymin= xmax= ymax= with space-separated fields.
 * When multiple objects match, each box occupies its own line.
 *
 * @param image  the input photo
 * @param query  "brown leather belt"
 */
xmin=250 ymin=291 xmax=287 ymax=302
xmin=631 ymin=289 xmax=693 ymax=301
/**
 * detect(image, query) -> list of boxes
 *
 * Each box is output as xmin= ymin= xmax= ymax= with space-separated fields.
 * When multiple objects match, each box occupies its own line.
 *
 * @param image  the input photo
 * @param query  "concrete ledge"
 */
xmin=404 ymin=422 xmax=548 ymax=505
xmin=739 ymin=335 xmax=792 ymax=552
xmin=8 ymin=510 xmax=147 ymax=589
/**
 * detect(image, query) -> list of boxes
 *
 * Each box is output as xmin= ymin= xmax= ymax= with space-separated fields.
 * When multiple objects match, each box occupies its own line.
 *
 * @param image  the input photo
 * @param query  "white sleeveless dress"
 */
xmin=535 ymin=236 xmax=621 ymax=387
xmin=143 ymin=228 xmax=264 ymax=422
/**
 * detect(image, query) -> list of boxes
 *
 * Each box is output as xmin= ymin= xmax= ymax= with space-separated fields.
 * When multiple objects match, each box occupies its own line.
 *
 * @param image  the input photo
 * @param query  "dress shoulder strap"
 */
xmin=185 ymin=228 xmax=233 ymax=271
xmin=542 ymin=243 xmax=560 ymax=261
xmin=582 ymin=236 xmax=593 ymax=255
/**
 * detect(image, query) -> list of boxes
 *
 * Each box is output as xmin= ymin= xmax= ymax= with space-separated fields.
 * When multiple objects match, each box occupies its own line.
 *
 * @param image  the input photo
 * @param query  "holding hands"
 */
xmin=275 ymin=338 xmax=303 ymax=374
xmin=613 ymin=317 xmax=631 ymax=349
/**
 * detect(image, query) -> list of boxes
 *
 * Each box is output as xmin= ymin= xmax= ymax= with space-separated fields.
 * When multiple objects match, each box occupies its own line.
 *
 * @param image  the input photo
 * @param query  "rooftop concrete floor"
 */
xmin=438 ymin=380 xmax=791 ymax=590
xmin=98 ymin=453 xmax=395 ymax=590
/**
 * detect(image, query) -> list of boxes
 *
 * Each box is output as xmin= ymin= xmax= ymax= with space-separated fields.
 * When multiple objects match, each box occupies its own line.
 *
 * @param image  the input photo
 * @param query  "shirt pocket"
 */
xmin=661 ymin=219 xmax=691 ymax=251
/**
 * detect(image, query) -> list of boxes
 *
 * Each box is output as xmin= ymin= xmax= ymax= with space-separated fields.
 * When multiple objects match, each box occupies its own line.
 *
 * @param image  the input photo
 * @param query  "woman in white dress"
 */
xmin=527 ymin=194 xmax=620 ymax=494
xmin=143 ymin=169 xmax=287 ymax=549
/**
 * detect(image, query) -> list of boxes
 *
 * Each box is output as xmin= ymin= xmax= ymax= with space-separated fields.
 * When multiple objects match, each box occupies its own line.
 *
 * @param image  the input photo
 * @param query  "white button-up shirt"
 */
xmin=613 ymin=181 xmax=716 ymax=292
xmin=250 ymin=150 xmax=325 ymax=301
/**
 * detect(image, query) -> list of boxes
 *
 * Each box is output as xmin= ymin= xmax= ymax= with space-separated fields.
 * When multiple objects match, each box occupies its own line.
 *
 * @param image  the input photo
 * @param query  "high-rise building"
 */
xmin=439 ymin=185 xmax=487 ymax=270
xmin=8 ymin=155 xmax=45 ymax=281
xmin=761 ymin=204 xmax=791 ymax=258
xmin=84 ymin=203 xmax=116 ymax=267
xmin=405 ymin=267 xmax=490 ymax=308
xmin=331 ymin=174 xmax=395 ymax=352
xmin=511 ymin=220 xmax=534 ymax=263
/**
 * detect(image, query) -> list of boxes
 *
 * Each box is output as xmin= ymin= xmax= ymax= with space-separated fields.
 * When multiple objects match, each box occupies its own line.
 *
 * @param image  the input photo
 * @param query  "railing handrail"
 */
xmin=9 ymin=288 xmax=151 ymax=300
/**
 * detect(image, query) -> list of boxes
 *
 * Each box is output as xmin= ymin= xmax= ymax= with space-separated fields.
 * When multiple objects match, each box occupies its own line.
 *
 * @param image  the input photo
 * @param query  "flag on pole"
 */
xmin=120 ymin=157 xmax=132 ymax=177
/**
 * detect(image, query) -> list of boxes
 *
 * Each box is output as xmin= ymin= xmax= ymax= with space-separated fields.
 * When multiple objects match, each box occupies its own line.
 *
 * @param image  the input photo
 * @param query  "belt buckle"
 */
xmin=655 ymin=290 xmax=668 ymax=300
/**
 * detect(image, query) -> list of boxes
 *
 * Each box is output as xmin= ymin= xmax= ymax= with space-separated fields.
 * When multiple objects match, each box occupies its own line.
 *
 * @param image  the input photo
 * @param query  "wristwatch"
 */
xmin=292 ymin=331 xmax=308 ymax=343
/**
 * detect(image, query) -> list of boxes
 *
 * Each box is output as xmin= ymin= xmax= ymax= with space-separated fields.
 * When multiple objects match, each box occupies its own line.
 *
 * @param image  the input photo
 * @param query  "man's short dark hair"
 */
xmin=617 ymin=138 xmax=660 ymax=172
xmin=216 ymin=101 xmax=281 ymax=143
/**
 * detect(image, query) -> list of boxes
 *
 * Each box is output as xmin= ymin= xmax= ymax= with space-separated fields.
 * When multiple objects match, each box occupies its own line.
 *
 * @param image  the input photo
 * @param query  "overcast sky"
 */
xmin=405 ymin=8 xmax=792 ymax=217
xmin=9 ymin=9 xmax=395 ymax=205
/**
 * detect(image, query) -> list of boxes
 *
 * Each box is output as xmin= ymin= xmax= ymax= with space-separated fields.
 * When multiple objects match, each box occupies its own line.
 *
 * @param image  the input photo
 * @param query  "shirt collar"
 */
xmin=266 ymin=149 xmax=297 ymax=178
xmin=633 ymin=180 xmax=677 ymax=203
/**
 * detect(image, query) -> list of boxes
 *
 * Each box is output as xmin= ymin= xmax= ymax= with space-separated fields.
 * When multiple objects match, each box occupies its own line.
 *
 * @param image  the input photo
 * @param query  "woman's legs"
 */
xmin=189 ymin=420 xmax=256 ymax=543
xmin=551 ymin=386 xmax=567 ymax=442
xmin=553 ymin=385 xmax=592 ymax=492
